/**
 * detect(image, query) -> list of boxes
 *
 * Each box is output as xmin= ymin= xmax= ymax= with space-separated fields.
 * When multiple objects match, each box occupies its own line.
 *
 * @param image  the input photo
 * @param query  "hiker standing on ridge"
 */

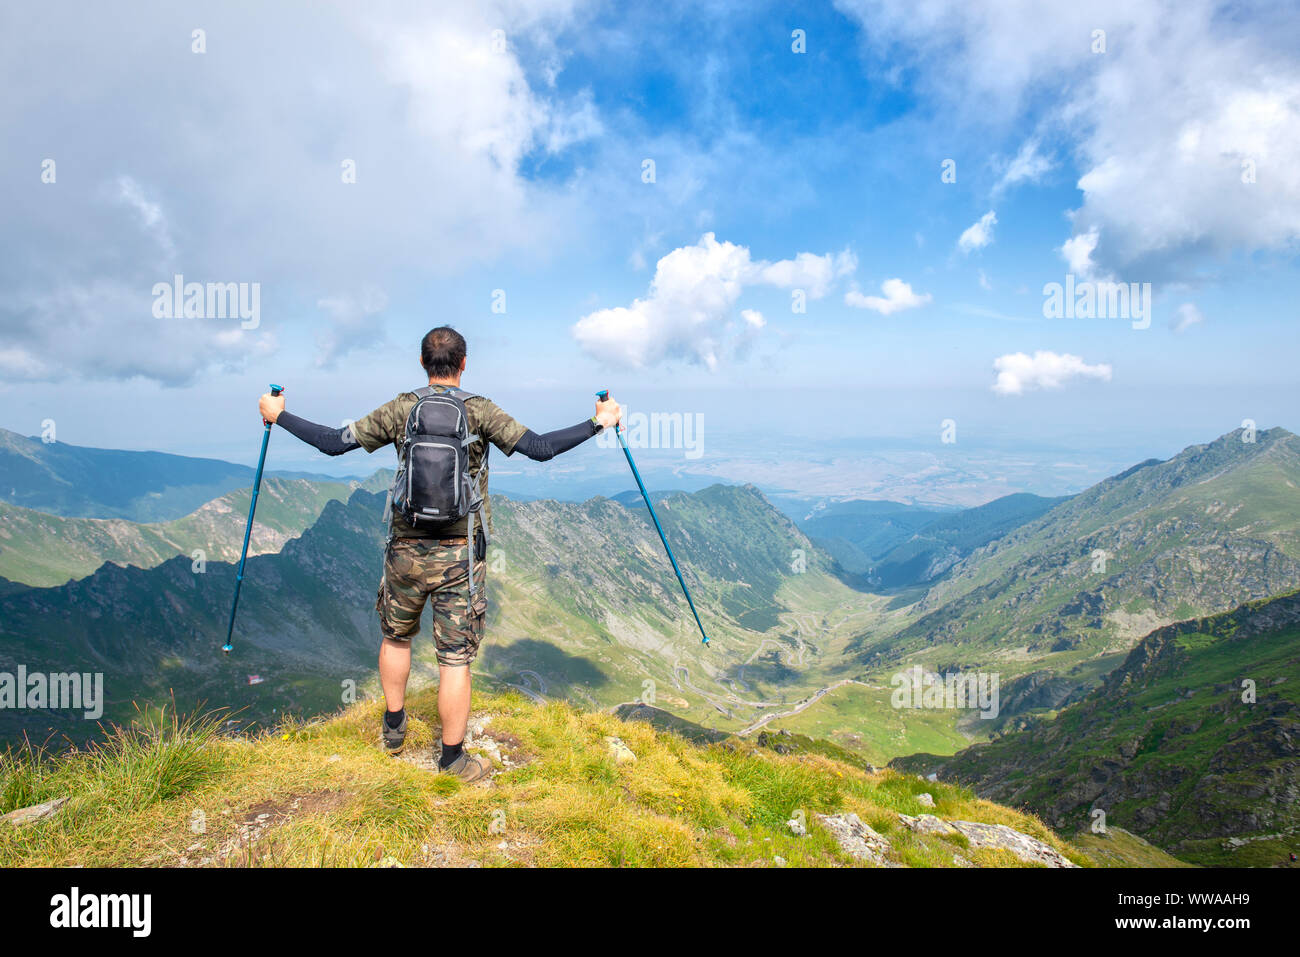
xmin=257 ymin=326 xmax=622 ymax=781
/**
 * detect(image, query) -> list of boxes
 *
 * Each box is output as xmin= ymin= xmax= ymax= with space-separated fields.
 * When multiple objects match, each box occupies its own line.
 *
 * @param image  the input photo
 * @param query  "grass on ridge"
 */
xmin=1 ymin=690 xmax=1125 ymax=868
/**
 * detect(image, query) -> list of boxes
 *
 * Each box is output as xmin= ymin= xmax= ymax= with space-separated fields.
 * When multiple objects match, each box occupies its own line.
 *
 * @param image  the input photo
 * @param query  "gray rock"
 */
xmin=604 ymin=736 xmax=637 ymax=765
xmin=897 ymin=813 xmax=1078 ymax=867
xmin=814 ymin=812 xmax=898 ymax=867
xmin=917 ymin=792 xmax=936 ymax=807
xmin=2 ymin=796 xmax=68 ymax=827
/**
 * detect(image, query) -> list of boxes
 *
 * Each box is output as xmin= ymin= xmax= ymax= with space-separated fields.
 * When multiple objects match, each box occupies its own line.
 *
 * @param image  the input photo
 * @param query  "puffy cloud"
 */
xmin=992 ymin=350 xmax=1112 ymax=395
xmin=1170 ymin=302 xmax=1206 ymax=333
xmin=834 ymin=0 xmax=1300 ymax=277
xmin=0 ymin=279 xmax=275 ymax=387
xmin=571 ymin=233 xmax=853 ymax=369
xmin=0 ymin=0 xmax=598 ymax=385
xmin=1060 ymin=227 xmax=1101 ymax=278
xmin=844 ymin=278 xmax=932 ymax=315
xmin=754 ymin=250 xmax=857 ymax=299
xmin=994 ymin=138 xmax=1054 ymax=195
xmin=958 ymin=211 xmax=998 ymax=253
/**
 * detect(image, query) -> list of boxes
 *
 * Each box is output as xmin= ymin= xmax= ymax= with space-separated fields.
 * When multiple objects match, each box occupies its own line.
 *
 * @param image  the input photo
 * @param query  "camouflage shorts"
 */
xmin=375 ymin=539 xmax=487 ymax=667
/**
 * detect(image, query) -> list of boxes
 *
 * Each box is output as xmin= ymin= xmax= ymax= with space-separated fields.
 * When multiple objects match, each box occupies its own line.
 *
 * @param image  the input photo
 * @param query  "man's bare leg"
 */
xmin=378 ymin=637 xmax=411 ymax=711
xmin=437 ymin=664 xmax=472 ymax=745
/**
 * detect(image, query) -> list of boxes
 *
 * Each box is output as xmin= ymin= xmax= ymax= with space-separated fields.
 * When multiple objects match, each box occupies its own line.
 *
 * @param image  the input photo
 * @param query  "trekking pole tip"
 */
xmin=221 ymin=644 xmax=232 ymax=655
xmin=269 ymin=383 xmax=284 ymax=396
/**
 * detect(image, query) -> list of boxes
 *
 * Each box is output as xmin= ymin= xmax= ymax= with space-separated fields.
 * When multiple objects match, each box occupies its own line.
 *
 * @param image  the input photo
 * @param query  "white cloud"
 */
xmin=992 ymin=350 xmax=1112 ymax=395
xmin=315 ymin=287 xmax=390 ymax=367
xmin=0 ymin=347 xmax=51 ymax=380
xmin=978 ymin=269 xmax=992 ymax=291
xmin=1060 ymin=227 xmax=1101 ymax=278
xmin=0 ymin=279 xmax=276 ymax=386
xmin=571 ymin=233 xmax=853 ymax=369
xmin=958 ymin=211 xmax=998 ymax=253
xmin=994 ymin=138 xmax=1054 ymax=195
xmin=754 ymin=250 xmax=857 ymax=298
xmin=113 ymin=175 xmax=174 ymax=263
xmin=834 ymin=0 xmax=1300 ymax=277
xmin=1169 ymin=302 xmax=1206 ymax=333
xmin=0 ymin=0 xmax=599 ymax=385
xmin=845 ymin=278 xmax=932 ymax=315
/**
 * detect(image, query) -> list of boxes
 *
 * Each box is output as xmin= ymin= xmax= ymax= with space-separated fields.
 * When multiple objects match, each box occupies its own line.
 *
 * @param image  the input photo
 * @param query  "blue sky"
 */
xmin=1 ymin=0 xmax=1296 ymax=501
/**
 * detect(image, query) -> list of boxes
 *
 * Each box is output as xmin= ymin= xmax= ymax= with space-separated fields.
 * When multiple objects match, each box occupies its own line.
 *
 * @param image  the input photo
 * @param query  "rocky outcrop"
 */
xmin=814 ymin=812 xmax=898 ymax=866
xmin=897 ymin=813 xmax=1077 ymax=867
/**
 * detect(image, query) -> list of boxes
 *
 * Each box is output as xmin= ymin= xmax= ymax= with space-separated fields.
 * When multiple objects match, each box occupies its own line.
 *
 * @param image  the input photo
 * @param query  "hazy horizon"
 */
xmin=3 ymin=1 xmax=1297 ymax=506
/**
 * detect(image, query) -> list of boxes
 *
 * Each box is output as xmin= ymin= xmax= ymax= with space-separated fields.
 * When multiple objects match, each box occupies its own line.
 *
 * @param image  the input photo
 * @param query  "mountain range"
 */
xmin=0 ymin=480 xmax=858 ymax=744
xmin=0 ymin=478 xmax=362 ymax=587
xmin=0 ymin=426 xmax=348 ymax=521
xmin=850 ymin=428 xmax=1300 ymax=711
xmin=2 ymin=423 xmax=1298 ymax=865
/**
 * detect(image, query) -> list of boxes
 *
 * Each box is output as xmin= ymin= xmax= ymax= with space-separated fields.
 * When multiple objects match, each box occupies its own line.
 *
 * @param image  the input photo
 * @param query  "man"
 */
xmin=258 ymin=326 xmax=621 ymax=781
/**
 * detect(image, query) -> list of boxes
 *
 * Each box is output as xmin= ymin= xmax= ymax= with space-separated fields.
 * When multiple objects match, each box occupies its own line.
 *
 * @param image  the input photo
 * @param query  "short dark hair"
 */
xmin=420 ymin=326 xmax=467 ymax=379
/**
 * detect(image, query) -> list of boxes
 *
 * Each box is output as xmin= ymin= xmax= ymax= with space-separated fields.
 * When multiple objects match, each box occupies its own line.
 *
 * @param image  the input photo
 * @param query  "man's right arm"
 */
xmin=276 ymin=411 xmax=361 ymax=456
xmin=260 ymin=390 xmax=401 ymax=457
xmin=512 ymin=419 xmax=599 ymax=461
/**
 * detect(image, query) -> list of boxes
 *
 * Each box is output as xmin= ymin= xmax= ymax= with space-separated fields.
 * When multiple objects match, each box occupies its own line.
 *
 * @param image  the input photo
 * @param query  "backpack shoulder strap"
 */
xmin=438 ymin=388 xmax=483 ymax=448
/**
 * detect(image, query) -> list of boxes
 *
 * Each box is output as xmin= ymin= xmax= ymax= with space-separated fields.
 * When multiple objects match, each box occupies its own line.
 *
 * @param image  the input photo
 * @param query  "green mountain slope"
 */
xmin=892 ymin=590 xmax=1300 ymax=867
xmin=0 ymin=484 xmax=882 ymax=744
xmin=862 ymin=427 xmax=1300 ymax=681
xmin=471 ymin=484 xmax=882 ymax=729
xmin=0 ymin=488 xmax=392 ymax=742
xmin=871 ymin=492 xmax=1067 ymax=587
xmin=0 ymin=426 xmax=346 ymax=521
xmin=0 ymin=477 xmax=357 ymax=586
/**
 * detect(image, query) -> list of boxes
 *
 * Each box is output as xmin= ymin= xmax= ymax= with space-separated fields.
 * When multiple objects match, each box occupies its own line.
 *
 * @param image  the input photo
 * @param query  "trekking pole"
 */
xmin=223 ymin=383 xmax=283 ymax=655
xmin=597 ymin=390 xmax=710 ymax=645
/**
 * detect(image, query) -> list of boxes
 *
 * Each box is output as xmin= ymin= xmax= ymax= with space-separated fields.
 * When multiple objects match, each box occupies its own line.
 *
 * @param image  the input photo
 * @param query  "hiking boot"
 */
xmin=439 ymin=751 xmax=492 ymax=782
xmin=381 ymin=711 xmax=407 ymax=755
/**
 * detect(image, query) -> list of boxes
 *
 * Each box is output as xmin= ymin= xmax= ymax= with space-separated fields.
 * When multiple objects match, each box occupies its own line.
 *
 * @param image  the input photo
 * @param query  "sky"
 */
xmin=1 ymin=0 xmax=1297 ymax=502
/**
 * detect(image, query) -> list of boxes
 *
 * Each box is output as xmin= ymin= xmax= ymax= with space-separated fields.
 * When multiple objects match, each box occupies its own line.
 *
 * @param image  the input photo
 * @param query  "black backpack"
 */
xmin=388 ymin=386 xmax=488 ymax=591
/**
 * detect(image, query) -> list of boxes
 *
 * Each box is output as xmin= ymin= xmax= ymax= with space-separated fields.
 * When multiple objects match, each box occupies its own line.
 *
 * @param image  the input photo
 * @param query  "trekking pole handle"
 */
xmin=595 ymin=390 xmax=619 ymax=432
xmin=263 ymin=383 xmax=284 ymax=428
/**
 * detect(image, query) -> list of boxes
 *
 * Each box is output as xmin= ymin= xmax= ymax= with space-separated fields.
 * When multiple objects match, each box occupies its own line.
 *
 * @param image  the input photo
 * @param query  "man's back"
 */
xmin=349 ymin=387 xmax=527 ymax=538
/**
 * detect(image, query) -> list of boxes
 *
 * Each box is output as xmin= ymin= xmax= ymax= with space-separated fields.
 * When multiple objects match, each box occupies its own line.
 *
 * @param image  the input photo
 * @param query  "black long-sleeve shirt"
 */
xmin=276 ymin=410 xmax=598 ymax=462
